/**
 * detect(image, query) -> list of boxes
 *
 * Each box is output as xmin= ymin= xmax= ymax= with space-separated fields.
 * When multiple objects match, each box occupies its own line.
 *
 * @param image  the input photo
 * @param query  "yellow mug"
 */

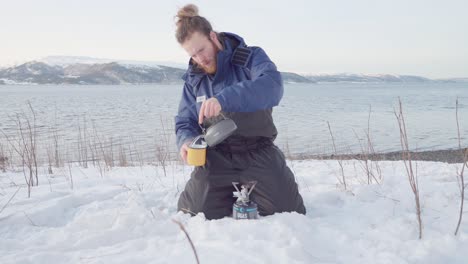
xmin=187 ymin=135 xmax=207 ymax=166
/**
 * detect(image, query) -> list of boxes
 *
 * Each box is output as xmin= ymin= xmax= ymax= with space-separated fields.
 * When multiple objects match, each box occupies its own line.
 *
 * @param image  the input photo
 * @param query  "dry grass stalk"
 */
xmin=454 ymin=148 xmax=467 ymax=236
xmin=394 ymin=97 xmax=422 ymax=239
xmin=0 ymin=187 xmax=21 ymax=215
xmin=454 ymin=98 xmax=466 ymax=236
xmin=155 ymin=116 xmax=172 ymax=178
xmin=90 ymin=121 xmax=105 ymax=177
xmin=0 ymin=142 xmax=8 ymax=172
xmin=26 ymin=102 xmax=39 ymax=186
xmin=46 ymin=145 xmax=53 ymax=174
xmin=130 ymin=135 xmax=145 ymax=168
xmin=172 ymin=219 xmax=200 ymax=264
xmin=118 ymin=143 xmax=129 ymax=167
xmin=353 ymin=106 xmax=382 ymax=184
xmin=327 ymin=121 xmax=347 ymax=190
xmin=52 ymin=105 xmax=61 ymax=168
xmin=67 ymin=161 xmax=74 ymax=190
xmin=77 ymin=116 xmax=89 ymax=168
xmin=353 ymin=129 xmax=375 ymax=184
xmin=1 ymin=103 xmax=40 ymax=198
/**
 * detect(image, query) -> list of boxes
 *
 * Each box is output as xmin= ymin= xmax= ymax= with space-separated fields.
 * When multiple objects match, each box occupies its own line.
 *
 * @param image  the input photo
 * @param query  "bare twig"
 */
xmin=365 ymin=105 xmax=383 ymax=183
xmin=2 ymin=106 xmax=40 ymax=198
xmin=456 ymin=98 xmax=462 ymax=149
xmin=180 ymin=207 xmax=197 ymax=216
xmin=23 ymin=211 xmax=37 ymax=226
xmin=172 ymin=219 xmax=200 ymax=264
xmin=352 ymin=129 xmax=379 ymax=185
xmin=0 ymin=187 xmax=21 ymax=215
xmin=53 ymin=103 xmax=61 ymax=168
xmin=156 ymin=116 xmax=171 ymax=178
xmin=68 ymin=161 xmax=74 ymax=190
xmin=91 ymin=120 xmax=106 ymax=176
xmin=0 ymin=143 xmax=8 ymax=172
xmin=27 ymin=101 xmax=39 ymax=186
xmin=394 ymin=97 xmax=422 ymax=239
xmin=327 ymin=121 xmax=347 ymax=190
xmin=455 ymin=98 xmax=466 ymax=236
xmin=118 ymin=142 xmax=129 ymax=167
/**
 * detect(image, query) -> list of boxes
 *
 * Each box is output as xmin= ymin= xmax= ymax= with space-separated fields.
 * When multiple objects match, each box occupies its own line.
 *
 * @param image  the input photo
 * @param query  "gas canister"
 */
xmin=232 ymin=181 xmax=259 ymax=220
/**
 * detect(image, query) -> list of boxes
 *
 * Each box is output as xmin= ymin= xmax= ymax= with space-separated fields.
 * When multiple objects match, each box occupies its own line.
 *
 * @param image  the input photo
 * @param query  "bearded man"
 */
xmin=174 ymin=4 xmax=306 ymax=220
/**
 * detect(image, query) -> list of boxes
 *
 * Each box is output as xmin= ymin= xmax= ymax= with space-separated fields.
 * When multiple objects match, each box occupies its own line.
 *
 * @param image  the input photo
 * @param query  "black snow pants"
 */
xmin=177 ymin=137 xmax=306 ymax=220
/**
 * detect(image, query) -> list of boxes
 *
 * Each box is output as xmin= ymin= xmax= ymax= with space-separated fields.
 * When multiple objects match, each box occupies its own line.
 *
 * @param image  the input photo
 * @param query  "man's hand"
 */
xmin=180 ymin=142 xmax=190 ymax=163
xmin=199 ymin=97 xmax=222 ymax=124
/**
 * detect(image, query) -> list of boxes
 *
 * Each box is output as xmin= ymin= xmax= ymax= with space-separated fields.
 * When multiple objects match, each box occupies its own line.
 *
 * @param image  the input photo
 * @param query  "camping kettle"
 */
xmin=186 ymin=115 xmax=237 ymax=166
xmin=203 ymin=116 xmax=237 ymax=147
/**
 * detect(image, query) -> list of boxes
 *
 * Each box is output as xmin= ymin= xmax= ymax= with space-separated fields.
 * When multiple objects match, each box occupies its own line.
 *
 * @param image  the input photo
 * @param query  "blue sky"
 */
xmin=1 ymin=0 xmax=467 ymax=78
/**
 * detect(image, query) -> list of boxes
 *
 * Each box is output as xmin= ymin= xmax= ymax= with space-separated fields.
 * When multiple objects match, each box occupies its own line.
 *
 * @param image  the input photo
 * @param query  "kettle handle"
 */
xmin=219 ymin=112 xmax=228 ymax=120
xmin=190 ymin=134 xmax=206 ymax=147
xmin=198 ymin=112 xmax=229 ymax=133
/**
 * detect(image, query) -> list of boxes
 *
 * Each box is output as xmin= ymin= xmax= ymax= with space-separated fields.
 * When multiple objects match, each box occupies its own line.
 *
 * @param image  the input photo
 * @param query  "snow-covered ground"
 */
xmin=1 ymin=159 xmax=467 ymax=264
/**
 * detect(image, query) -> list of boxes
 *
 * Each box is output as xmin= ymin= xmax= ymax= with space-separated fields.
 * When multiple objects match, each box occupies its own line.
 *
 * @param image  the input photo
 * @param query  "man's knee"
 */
xmin=177 ymin=170 xmax=210 ymax=216
xmin=178 ymin=193 xmax=233 ymax=220
xmin=177 ymin=176 xmax=234 ymax=220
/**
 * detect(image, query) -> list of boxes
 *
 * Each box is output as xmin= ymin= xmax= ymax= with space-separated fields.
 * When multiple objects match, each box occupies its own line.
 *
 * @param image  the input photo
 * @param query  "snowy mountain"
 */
xmin=281 ymin=72 xmax=316 ymax=83
xmin=0 ymin=61 xmax=65 ymax=84
xmin=436 ymin=77 xmax=468 ymax=83
xmin=39 ymin=56 xmax=314 ymax=83
xmin=0 ymin=61 xmax=186 ymax=85
xmin=0 ymin=60 xmax=314 ymax=85
xmin=305 ymin=73 xmax=433 ymax=83
xmin=1 ymin=58 xmax=466 ymax=85
xmin=62 ymin=62 xmax=185 ymax=84
xmin=39 ymin=56 xmax=187 ymax=69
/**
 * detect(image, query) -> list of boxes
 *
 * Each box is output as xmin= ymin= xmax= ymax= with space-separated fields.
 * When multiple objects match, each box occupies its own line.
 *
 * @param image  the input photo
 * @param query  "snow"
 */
xmin=39 ymin=56 xmax=184 ymax=69
xmin=64 ymin=75 xmax=80 ymax=79
xmin=1 ymin=159 xmax=467 ymax=263
xmin=122 ymin=63 xmax=161 ymax=71
xmin=0 ymin=78 xmax=35 ymax=85
xmin=26 ymin=65 xmax=42 ymax=75
xmin=40 ymin=56 xmax=113 ymax=66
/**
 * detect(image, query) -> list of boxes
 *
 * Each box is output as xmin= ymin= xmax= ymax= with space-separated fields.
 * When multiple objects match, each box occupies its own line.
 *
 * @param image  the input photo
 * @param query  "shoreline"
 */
xmin=290 ymin=148 xmax=468 ymax=164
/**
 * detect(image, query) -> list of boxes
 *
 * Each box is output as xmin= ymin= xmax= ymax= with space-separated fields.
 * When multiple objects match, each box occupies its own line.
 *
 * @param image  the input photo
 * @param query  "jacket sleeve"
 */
xmin=175 ymin=82 xmax=201 ymax=150
xmin=214 ymin=47 xmax=283 ymax=112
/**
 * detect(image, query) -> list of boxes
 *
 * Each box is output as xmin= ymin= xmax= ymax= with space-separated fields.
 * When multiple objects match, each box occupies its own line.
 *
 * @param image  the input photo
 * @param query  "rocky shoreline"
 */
xmin=293 ymin=148 xmax=468 ymax=164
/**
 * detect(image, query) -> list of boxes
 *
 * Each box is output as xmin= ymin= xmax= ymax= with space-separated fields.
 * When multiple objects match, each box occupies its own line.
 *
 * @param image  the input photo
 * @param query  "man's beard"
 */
xmin=198 ymin=40 xmax=220 ymax=75
xmin=201 ymin=62 xmax=217 ymax=75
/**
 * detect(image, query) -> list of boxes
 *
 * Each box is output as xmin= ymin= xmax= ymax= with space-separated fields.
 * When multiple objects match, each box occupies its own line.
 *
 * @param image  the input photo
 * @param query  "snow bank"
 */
xmin=0 ymin=160 xmax=467 ymax=263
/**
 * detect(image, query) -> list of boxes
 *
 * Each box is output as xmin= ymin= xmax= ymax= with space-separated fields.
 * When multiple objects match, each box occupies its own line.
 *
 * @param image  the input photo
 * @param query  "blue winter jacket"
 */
xmin=175 ymin=32 xmax=283 ymax=150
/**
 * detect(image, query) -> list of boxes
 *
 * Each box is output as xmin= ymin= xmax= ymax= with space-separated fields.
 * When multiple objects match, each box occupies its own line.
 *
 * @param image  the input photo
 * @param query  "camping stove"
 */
xmin=232 ymin=181 xmax=259 ymax=220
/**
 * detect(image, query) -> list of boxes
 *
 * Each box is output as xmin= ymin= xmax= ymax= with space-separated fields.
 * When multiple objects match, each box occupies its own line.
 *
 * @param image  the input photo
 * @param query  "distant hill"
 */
xmin=281 ymin=72 xmax=316 ymax=83
xmin=0 ymin=61 xmax=314 ymax=85
xmin=0 ymin=61 xmax=186 ymax=85
xmin=0 ymin=59 xmax=466 ymax=85
xmin=304 ymin=73 xmax=468 ymax=83
xmin=39 ymin=55 xmax=187 ymax=69
xmin=305 ymin=73 xmax=433 ymax=83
